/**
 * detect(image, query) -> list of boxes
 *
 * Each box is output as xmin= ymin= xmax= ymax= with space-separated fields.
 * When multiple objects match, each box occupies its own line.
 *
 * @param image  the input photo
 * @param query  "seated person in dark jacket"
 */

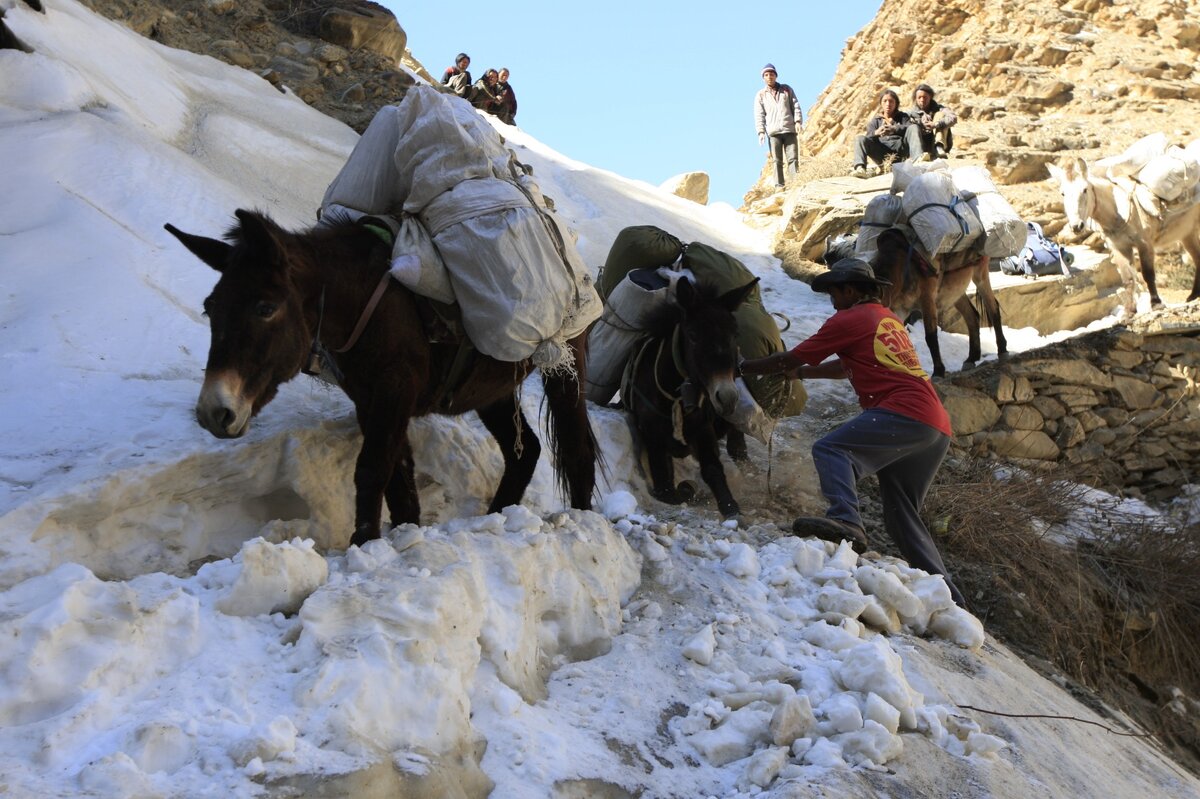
xmin=850 ymin=89 xmax=923 ymax=176
xmin=908 ymin=83 xmax=958 ymax=159
xmin=442 ymin=52 xmax=472 ymax=99
xmin=494 ymin=68 xmax=517 ymax=125
xmin=471 ymin=68 xmax=502 ymax=114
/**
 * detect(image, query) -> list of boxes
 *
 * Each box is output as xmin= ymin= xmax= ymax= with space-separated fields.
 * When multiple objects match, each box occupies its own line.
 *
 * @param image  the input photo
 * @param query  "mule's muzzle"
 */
xmin=196 ymin=371 xmax=251 ymax=438
xmin=710 ymin=380 xmax=740 ymax=419
xmin=196 ymin=404 xmax=245 ymax=438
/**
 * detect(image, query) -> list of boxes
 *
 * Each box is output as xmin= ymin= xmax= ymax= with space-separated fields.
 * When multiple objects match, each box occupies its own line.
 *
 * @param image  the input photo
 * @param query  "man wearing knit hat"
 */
xmin=754 ymin=63 xmax=804 ymax=189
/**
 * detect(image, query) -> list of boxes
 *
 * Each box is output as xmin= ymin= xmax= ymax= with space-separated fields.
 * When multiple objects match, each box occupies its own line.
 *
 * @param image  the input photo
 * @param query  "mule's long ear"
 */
xmin=234 ymin=208 xmax=286 ymax=266
xmin=164 ymin=223 xmax=230 ymax=272
xmin=1046 ymin=162 xmax=1065 ymax=184
xmin=720 ymin=277 xmax=760 ymax=313
xmin=1070 ymin=156 xmax=1089 ymax=179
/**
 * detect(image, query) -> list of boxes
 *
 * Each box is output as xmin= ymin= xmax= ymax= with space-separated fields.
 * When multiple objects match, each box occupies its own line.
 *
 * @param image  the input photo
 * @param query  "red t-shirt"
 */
xmin=786 ymin=302 xmax=952 ymax=436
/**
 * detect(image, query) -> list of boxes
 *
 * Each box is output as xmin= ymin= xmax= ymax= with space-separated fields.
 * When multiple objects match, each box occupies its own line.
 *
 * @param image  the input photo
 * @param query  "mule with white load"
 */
xmin=1048 ymin=155 xmax=1200 ymax=308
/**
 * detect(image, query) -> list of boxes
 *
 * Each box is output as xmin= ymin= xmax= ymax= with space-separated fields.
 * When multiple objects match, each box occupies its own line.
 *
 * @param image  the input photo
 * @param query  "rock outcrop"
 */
xmin=74 ymin=0 xmax=427 ymax=132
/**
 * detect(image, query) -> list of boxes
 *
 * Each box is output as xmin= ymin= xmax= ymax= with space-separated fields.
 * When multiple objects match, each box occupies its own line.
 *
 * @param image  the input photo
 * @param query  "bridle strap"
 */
xmin=333 ymin=271 xmax=391 ymax=354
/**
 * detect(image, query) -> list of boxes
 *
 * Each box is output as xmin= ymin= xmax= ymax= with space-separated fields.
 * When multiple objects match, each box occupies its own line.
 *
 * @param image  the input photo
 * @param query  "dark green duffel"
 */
xmin=685 ymin=241 xmax=806 ymax=418
xmin=599 ymin=225 xmax=684 ymax=301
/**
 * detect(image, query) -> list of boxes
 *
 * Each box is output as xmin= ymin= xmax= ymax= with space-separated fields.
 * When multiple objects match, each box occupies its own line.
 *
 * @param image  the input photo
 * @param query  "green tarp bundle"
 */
xmin=600 ymin=227 xmax=807 ymax=419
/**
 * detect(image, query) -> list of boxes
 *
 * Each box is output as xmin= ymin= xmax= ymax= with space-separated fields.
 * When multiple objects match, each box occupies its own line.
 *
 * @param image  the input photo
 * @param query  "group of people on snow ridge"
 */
xmin=753 ymin=63 xmax=958 ymax=186
xmin=441 ymin=53 xmax=517 ymax=125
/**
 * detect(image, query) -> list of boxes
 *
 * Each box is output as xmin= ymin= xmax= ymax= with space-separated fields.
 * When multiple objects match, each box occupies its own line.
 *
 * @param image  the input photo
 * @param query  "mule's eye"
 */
xmin=255 ymin=301 xmax=278 ymax=318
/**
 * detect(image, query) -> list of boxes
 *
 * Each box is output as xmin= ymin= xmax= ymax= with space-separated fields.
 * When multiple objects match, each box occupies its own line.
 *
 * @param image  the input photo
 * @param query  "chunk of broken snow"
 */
xmin=230 ymin=716 xmax=297 ymax=766
xmin=722 ymin=543 xmax=760 ymax=579
xmin=683 ymin=623 xmax=717 ymax=665
xmin=601 ymin=490 xmax=639 ymax=519
xmin=855 ymin=564 xmax=922 ymax=618
xmin=836 ymin=719 xmax=903 ymax=767
xmin=928 ymin=606 xmax=986 ymax=650
xmin=686 ymin=703 xmax=773 ymax=766
xmin=966 ymin=731 xmax=1007 ymax=757
xmin=740 ymin=745 xmax=788 ymax=789
xmin=839 ymin=640 xmax=922 ymax=715
xmin=216 ymin=538 xmax=328 ymax=617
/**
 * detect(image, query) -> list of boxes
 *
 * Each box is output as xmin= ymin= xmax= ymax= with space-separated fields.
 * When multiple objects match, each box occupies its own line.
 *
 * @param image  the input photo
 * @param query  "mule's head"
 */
xmin=1047 ymin=157 xmax=1095 ymax=234
xmin=673 ymin=277 xmax=760 ymax=418
xmin=165 ymin=209 xmax=311 ymax=438
xmin=819 ymin=233 xmax=857 ymax=266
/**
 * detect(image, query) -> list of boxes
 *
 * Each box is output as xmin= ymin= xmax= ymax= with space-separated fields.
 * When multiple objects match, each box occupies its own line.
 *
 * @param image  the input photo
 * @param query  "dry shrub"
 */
xmin=923 ymin=453 xmax=1200 ymax=773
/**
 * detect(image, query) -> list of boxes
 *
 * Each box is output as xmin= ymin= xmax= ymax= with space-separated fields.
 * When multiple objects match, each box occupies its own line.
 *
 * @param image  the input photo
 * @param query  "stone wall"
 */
xmin=939 ymin=316 xmax=1200 ymax=503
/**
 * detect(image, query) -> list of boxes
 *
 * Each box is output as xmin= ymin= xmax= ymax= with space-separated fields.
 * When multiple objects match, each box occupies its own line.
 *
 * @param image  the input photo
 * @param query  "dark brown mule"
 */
xmin=621 ymin=277 xmax=758 ymax=519
xmin=166 ymin=209 xmax=596 ymax=547
xmin=871 ymin=227 xmax=1007 ymax=377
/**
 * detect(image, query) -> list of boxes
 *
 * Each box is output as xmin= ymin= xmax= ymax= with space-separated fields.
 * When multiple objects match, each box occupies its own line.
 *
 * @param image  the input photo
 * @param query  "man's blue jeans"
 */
xmin=811 ymin=408 xmax=963 ymax=604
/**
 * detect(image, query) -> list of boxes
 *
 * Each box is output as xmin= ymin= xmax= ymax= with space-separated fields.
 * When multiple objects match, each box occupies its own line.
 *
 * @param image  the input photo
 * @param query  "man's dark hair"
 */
xmin=879 ymin=89 xmax=900 ymax=106
xmin=912 ymin=83 xmax=935 ymax=100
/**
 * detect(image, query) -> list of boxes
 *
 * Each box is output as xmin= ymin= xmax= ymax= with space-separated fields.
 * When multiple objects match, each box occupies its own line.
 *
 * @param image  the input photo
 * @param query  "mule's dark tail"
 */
xmin=541 ymin=335 xmax=600 ymax=510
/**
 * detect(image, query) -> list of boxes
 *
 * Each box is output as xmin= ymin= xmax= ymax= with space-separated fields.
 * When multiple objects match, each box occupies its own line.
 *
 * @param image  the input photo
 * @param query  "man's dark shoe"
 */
xmin=792 ymin=516 xmax=868 ymax=553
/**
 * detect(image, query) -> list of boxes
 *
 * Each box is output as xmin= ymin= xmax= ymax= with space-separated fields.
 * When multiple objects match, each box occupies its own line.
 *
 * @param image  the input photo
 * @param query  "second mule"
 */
xmin=621 ymin=277 xmax=758 ymax=519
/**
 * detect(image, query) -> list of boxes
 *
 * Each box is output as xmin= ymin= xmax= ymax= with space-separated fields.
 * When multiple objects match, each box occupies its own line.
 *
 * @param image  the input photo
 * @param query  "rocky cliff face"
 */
xmin=59 ymin=0 xmax=426 ymax=133
xmin=801 ymin=0 xmax=1200 ymax=225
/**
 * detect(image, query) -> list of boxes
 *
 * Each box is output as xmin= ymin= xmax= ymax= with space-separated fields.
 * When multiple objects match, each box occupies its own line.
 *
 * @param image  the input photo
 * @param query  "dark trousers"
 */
xmin=769 ymin=132 xmax=798 ymax=186
xmin=853 ymin=126 xmax=925 ymax=167
xmin=811 ymin=408 xmax=964 ymax=605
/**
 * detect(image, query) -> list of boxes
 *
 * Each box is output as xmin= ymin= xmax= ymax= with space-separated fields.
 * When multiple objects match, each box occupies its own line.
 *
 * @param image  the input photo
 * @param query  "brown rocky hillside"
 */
xmin=795 ymin=0 xmax=1200 ymax=232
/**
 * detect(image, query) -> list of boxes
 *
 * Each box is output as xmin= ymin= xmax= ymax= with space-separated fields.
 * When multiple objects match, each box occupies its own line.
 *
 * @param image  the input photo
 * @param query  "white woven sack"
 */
xmin=1096 ymin=132 xmax=1167 ymax=179
xmin=320 ymin=85 xmax=601 ymax=366
xmin=951 ymin=166 xmax=1025 ymax=258
xmin=388 ymin=215 xmax=455 ymax=304
xmin=1136 ymin=146 xmax=1200 ymax=202
xmin=901 ymin=172 xmax=983 ymax=255
xmin=855 ymin=194 xmax=905 ymax=261
xmin=890 ymin=158 xmax=949 ymax=194
xmin=585 ymin=270 xmax=672 ymax=405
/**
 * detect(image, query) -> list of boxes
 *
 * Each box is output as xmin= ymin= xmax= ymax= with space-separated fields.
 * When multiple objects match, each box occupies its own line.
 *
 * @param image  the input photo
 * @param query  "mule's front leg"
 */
xmin=350 ymin=409 xmax=417 ymax=548
xmin=1135 ymin=241 xmax=1162 ymax=308
xmin=953 ymin=295 xmax=981 ymax=370
xmin=642 ymin=428 xmax=695 ymax=505
xmin=919 ymin=279 xmax=945 ymax=377
xmin=685 ymin=412 xmax=739 ymax=518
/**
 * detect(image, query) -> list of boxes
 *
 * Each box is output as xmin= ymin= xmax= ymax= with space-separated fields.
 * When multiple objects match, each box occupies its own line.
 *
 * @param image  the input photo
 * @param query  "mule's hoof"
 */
xmin=676 ymin=480 xmax=697 ymax=503
xmin=1150 ymin=297 xmax=1165 ymax=309
xmin=960 ymin=360 xmax=977 ymax=372
xmin=719 ymin=501 xmax=741 ymax=519
xmin=350 ymin=524 xmax=380 ymax=548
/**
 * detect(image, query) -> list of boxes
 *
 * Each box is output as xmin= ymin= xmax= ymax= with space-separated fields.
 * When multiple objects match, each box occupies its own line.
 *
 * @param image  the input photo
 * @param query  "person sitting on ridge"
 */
xmin=908 ymin=83 xmax=958 ymax=160
xmin=471 ymin=68 xmax=502 ymax=114
xmin=441 ymin=52 xmax=472 ymax=99
xmin=494 ymin=68 xmax=518 ymax=125
xmin=850 ymin=89 xmax=921 ymax=177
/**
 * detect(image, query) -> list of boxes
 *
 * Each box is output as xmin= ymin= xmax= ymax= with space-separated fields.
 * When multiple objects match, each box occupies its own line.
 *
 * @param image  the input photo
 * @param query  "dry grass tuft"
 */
xmin=922 ymin=454 xmax=1200 ymax=773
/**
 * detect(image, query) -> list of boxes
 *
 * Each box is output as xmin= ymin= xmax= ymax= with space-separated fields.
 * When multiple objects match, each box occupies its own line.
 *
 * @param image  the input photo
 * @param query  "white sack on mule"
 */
xmin=320 ymin=85 xmax=601 ymax=366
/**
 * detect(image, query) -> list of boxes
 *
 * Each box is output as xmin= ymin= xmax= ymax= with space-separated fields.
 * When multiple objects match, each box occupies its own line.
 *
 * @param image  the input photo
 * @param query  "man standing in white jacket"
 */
xmin=754 ymin=63 xmax=804 ymax=189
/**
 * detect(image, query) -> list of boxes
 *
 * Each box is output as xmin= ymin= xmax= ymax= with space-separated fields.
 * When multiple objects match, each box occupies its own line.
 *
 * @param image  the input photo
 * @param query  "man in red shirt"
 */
xmin=741 ymin=258 xmax=964 ymax=607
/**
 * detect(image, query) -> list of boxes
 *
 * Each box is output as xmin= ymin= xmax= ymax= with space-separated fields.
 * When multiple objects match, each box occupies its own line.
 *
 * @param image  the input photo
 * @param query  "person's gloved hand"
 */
xmin=758 ymin=133 xmax=766 ymax=145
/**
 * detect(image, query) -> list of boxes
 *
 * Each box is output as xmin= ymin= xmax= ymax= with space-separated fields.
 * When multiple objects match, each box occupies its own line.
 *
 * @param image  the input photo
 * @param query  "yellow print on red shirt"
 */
xmin=873 ymin=317 xmax=929 ymax=378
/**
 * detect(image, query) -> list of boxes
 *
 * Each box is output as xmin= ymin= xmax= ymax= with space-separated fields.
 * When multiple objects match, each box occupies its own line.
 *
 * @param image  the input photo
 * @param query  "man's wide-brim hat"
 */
xmin=811 ymin=257 xmax=892 ymax=293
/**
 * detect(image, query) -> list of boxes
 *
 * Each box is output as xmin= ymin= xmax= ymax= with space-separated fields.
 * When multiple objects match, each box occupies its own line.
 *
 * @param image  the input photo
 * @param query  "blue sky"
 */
xmin=379 ymin=2 xmax=882 ymax=207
